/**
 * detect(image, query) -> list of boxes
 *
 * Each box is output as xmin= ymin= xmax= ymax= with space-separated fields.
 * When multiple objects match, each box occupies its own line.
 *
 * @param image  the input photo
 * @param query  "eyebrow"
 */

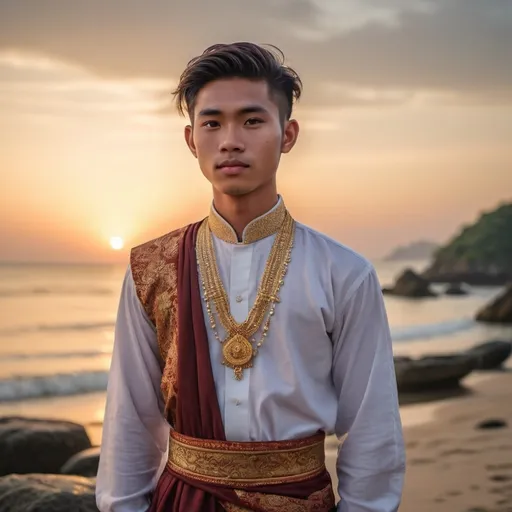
xmin=197 ymin=105 xmax=270 ymax=117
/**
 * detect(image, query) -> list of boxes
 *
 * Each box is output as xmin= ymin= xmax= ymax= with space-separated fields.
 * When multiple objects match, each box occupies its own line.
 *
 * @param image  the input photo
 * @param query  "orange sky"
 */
xmin=1 ymin=1 xmax=511 ymax=263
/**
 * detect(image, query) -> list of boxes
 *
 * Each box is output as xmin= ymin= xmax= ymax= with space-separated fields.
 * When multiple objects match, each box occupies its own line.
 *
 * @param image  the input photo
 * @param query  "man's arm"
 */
xmin=96 ymin=266 xmax=170 ymax=512
xmin=332 ymin=264 xmax=405 ymax=512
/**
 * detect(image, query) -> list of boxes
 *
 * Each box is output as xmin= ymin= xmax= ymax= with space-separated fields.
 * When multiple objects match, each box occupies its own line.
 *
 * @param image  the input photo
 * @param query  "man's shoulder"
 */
xmin=295 ymin=222 xmax=374 ymax=281
xmin=297 ymin=222 xmax=372 ymax=270
xmin=129 ymin=222 xmax=199 ymax=287
xmin=131 ymin=225 xmax=189 ymax=259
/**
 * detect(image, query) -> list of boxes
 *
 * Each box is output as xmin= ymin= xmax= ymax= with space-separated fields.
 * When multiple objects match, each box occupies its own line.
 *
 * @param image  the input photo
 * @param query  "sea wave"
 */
xmin=1 ymin=350 xmax=112 ymax=361
xmin=391 ymin=317 xmax=475 ymax=343
xmin=0 ymin=371 xmax=109 ymax=402
xmin=0 ymin=321 xmax=115 ymax=336
xmin=0 ymin=286 xmax=113 ymax=297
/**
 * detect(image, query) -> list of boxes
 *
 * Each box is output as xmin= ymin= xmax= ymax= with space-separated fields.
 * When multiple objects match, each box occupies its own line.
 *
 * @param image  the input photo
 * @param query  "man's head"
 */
xmin=173 ymin=42 xmax=302 ymax=198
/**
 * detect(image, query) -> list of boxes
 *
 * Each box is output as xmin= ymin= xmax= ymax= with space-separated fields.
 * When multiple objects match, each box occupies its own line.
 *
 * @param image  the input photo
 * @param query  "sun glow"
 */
xmin=109 ymin=236 xmax=124 ymax=250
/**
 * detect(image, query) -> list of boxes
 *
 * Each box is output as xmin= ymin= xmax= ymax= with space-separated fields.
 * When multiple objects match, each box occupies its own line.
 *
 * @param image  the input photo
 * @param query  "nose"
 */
xmin=219 ymin=125 xmax=245 ymax=153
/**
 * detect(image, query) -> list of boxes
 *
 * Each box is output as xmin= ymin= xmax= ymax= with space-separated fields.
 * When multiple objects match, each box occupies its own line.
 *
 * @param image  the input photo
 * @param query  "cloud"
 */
xmin=0 ymin=0 xmax=510 ymax=107
xmin=0 ymin=52 xmax=171 ymax=119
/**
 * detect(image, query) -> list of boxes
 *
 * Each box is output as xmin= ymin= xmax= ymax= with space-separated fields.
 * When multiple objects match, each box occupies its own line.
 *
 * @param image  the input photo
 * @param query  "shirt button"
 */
xmin=234 ymin=399 xmax=241 ymax=406
xmin=235 ymin=295 xmax=243 ymax=303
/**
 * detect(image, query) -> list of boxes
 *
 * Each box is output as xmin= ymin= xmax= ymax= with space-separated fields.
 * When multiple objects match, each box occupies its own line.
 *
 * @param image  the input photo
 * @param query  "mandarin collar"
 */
xmin=208 ymin=196 xmax=287 ymax=244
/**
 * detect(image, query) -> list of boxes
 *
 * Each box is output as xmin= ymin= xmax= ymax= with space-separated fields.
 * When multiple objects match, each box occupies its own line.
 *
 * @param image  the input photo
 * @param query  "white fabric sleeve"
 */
xmin=96 ymin=265 xmax=170 ymax=512
xmin=332 ymin=265 xmax=406 ymax=512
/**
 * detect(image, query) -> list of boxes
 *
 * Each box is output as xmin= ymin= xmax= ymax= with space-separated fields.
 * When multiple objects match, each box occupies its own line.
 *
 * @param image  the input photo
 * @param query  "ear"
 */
xmin=281 ymin=119 xmax=299 ymax=154
xmin=184 ymin=124 xmax=197 ymax=158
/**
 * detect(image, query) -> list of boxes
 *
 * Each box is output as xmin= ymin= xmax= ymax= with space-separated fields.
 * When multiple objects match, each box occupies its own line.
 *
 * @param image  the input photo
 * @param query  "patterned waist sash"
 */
xmin=167 ymin=430 xmax=327 ymax=487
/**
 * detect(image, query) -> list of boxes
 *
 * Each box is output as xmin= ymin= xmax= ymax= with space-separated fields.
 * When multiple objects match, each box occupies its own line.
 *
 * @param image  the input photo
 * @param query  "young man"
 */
xmin=96 ymin=42 xmax=405 ymax=512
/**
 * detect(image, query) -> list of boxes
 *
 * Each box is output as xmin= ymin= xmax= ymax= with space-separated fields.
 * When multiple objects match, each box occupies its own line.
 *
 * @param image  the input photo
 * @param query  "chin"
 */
xmin=221 ymin=186 xmax=254 ymax=197
xmin=212 ymin=178 xmax=254 ymax=197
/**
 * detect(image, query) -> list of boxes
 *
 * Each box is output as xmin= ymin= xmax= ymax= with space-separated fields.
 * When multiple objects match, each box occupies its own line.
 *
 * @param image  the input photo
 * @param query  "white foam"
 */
xmin=1 ymin=350 xmax=111 ymax=361
xmin=0 ymin=371 xmax=109 ymax=402
xmin=391 ymin=317 xmax=475 ymax=343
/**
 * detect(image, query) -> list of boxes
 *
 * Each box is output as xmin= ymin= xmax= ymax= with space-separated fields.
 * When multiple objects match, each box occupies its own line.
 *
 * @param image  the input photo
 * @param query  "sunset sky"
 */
xmin=1 ymin=0 xmax=511 ymax=263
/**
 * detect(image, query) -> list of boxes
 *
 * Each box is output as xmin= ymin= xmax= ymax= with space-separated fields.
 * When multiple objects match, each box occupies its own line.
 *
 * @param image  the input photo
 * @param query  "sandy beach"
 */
xmin=325 ymin=369 xmax=512 ymax=512
xmin=400 ymin=372 xmax=512 ymax=512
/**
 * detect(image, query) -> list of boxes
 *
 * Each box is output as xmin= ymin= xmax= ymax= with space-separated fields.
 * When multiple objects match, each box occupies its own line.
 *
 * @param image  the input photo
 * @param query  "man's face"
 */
xmin=184 ymin=78 xmax=299 ymax=198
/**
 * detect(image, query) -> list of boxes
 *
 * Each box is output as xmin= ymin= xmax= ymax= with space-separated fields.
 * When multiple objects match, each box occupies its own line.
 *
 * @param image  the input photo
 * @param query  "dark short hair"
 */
xmin=173 ymin=42 xmax=302 ymax=120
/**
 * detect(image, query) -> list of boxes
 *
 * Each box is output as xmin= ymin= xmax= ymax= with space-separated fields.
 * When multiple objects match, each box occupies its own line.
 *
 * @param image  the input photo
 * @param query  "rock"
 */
xmin=476 ymin=419 xmax=507 ymax=430
xmin=382 ymin=269 xmax=437 ymax=298
xmin=444 ymin=282 xmax=469 ymax=296
xmin=0 ymin=474 xmax=98 ymax=512
xmin=394 ymin=354 xmax=476 ymax=393
xmin=466 ymin=340 xmax=512 ymax=369
xmin=393 ymin=356 xmax=412 ymax=363
xmin=61 ymin=447 xmax=100 ymax=477
xmin=0 ymin=417 xmax=92 ymax=476
xmin=476 ymin=286 xmax=512 ymax=324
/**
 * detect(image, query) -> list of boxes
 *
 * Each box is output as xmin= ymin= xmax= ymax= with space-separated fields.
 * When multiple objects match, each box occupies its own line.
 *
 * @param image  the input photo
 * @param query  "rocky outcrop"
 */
xmin=421 ymin=202 xmax=512 ymax=285
xmin=0 ymin=474 xmax=98 ymax=512
xmin=394 ymin=354 xmax=476 ymax=393
xmin=476 ymin=286 xmax=512 ymax=324
xmin=0 ymin=417 xmax=92 ymax=476
xmin=466 ymin=340 xmax=512 ymax=369
xmin=61 ymin=447 xmax=100 ymax=477
xmin=382 ymin=269 xmax=437 ymax=298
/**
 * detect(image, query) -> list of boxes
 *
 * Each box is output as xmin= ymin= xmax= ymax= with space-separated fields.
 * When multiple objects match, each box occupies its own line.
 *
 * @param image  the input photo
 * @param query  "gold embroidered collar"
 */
xmin=208 ymin=197 xmax=287 ymax=244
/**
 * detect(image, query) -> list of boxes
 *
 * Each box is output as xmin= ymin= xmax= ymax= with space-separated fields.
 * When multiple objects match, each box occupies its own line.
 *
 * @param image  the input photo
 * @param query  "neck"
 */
xmin=212 ymin=186 xmax=278 ymax=241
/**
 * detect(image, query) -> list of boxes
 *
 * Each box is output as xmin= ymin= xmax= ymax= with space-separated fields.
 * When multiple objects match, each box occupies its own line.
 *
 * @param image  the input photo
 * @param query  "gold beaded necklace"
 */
xmin=196 ymin=211 xmax=295 ymax=380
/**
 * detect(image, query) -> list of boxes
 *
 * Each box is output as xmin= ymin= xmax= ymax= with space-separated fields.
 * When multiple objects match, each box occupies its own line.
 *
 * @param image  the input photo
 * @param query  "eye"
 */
xmin=245 ymin=118 xmax=264 ymax=126
xmin=202 ymin=120 xmax=219 ymax=128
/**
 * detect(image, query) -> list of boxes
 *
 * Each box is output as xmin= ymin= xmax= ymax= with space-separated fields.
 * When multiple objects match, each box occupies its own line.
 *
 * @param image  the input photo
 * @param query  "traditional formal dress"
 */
xmin=96 ymin=197 xmax=405 ymax=512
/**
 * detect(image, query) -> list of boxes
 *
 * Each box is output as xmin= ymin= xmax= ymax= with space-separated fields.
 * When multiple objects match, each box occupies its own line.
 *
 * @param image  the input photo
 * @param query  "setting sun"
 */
xmin=109 ymin=236 xmax=124 ymax=250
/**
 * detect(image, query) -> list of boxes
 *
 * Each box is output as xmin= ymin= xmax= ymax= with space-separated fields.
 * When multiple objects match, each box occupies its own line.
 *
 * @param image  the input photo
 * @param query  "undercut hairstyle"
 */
xmin=172 ymin=42 xmax=303 ymax=121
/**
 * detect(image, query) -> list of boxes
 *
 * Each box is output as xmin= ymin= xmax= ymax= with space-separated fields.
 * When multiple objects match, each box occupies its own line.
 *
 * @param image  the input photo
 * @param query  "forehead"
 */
xmin=194 ymin=78 xmax=278 ymax=115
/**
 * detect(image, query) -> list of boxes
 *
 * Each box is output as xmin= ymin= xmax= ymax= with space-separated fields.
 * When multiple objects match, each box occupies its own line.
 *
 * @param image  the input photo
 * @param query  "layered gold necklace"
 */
xmin=196 ymin=211 xmax=295 ymax=380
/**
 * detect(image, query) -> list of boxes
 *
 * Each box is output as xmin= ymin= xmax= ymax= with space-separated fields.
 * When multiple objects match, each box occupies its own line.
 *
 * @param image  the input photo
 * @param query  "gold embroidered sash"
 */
xmin=167 ymin=430 xmax=327 ymax=487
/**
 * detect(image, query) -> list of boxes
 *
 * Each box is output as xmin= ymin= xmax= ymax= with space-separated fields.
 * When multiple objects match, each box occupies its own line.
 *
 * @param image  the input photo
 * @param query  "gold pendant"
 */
xmin=222 ymin=334 xmax=253 ymax=380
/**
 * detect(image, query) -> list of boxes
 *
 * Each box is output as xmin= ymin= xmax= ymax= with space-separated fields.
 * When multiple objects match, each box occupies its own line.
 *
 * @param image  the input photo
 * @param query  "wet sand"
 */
xmin=326 ymin=370 xmax=512 ymax=511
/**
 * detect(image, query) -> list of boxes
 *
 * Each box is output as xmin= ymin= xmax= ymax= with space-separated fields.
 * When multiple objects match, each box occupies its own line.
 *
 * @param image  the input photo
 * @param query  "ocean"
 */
xmin=1 ymin=260 xmax=511 ymax=445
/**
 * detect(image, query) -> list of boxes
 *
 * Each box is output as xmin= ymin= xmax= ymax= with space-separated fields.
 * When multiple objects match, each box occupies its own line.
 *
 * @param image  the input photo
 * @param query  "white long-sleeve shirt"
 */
xmin=96 ymin=206 xmax=405 ymax=512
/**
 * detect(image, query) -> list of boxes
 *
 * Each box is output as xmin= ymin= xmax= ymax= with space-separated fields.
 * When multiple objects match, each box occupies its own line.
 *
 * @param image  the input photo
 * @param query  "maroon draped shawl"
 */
xmin=148 ymin=222 xmax=335 ymax=512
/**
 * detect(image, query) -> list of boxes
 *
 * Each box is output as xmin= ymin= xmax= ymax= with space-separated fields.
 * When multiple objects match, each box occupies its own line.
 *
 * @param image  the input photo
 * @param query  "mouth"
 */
xmin=216 ymin=160 xmax=250 ymax=176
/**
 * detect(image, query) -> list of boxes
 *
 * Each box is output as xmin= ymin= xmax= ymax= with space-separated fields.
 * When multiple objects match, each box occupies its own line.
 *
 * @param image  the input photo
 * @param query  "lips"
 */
xmin=217 ymin=159 xmax=249 ymax=169
xmin=216 ymin=159 xmax=249 ymax=176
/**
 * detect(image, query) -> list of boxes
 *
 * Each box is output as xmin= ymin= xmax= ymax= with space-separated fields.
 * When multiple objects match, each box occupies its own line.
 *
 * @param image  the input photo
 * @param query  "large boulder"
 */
xmin=0 ymin=474 xmax=98 ymax=512
xmin=394 ymin=354 xmax=476 ymax=393
xmin=475 ymin=286 xmax=512 ymax=324
xmin=0 ymin=417 xmax=91 ymax=476
xmin=466 ymin=340 xmax=512 ymax=369
xmin=444 ymin=282 xmax=469 ymax=296
xmin=382 ymin=269 xmax=437 ymax=298
xmin=61 ymin=447 xmax=100 ymax=477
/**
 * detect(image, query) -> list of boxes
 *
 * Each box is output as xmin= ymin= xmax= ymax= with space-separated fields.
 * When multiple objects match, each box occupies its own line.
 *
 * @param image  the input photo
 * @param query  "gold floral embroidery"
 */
xmin=209 ymin=199 xmax=287 ymax=244
xmin=221 ymin=503 xmax=253 ymax=512
xmin=130 ymin=226 xmax=187 ymax=426
xmin=233 ymin=484 xmax=335 ymax=512
xmin=167 ymin=430 xmax=327 ymax=487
